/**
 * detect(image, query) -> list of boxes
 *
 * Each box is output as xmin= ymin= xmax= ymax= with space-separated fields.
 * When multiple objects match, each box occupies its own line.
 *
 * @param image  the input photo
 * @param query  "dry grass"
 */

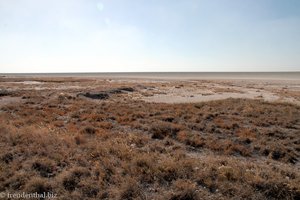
xmin=0 ymin=78 xmax=300 ymax=199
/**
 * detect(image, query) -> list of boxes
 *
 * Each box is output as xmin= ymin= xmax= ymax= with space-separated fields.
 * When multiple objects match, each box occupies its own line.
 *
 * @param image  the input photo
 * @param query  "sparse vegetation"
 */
xmin=0 ymin=77 xmax=299 ymax=199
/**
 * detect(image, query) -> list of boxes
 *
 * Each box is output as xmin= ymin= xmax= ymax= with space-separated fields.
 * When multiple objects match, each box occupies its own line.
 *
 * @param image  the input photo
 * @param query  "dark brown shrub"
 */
xmin=61 ymin=168 xmax=90 ymax=191
xmin=32 ymin=159 xmax=55 ymax=178
xmin=119 ymin=179 xmax=144 ymax=200
xmin=253 ymin=182 xmax=300 ymax=199
xmin=170 ymin=180 xmax=200 ymax=200
xmin=80 ymin=126 xmax=97 ymax=135
xmin=81 ymin=184 xmax=99 ymax=198
xmin=1 ymin=152 xmax=13 ymax=164
xmin=25 ymin=177 xmax=52 ymax=194
xmin=150 ymin=122 xmax=182 ymax=139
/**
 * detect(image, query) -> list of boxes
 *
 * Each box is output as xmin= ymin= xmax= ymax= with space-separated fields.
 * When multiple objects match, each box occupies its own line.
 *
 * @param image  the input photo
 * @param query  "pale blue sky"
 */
xmin=0 ymin=0 xmax=300 ymax=73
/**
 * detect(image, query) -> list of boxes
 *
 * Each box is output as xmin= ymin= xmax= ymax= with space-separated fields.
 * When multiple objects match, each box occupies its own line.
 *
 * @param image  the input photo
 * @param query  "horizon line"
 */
xmin=1 ymin=71 xmax=300 ymax=74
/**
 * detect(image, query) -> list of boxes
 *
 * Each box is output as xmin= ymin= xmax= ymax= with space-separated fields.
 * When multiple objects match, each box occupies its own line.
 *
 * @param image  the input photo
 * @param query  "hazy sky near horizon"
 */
xmin=0 ymin=0 xmax=300 ymax=73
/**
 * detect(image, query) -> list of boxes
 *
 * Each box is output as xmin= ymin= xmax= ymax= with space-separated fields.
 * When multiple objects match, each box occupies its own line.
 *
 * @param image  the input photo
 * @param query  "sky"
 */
xmin=0 ymin=0 xmax=300 ymax=73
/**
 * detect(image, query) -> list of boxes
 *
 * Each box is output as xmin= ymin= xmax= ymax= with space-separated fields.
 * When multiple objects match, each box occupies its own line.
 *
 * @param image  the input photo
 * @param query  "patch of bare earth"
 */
xmin=136 ymin=80 xmax=300 ymax=105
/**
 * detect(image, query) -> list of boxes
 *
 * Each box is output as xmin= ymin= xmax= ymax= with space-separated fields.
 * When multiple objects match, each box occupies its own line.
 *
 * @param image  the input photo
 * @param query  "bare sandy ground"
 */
xmin=134 ymin=80 xmax=300 ymax=105
xmin=0 ymin=74 xmax=299 ymax=106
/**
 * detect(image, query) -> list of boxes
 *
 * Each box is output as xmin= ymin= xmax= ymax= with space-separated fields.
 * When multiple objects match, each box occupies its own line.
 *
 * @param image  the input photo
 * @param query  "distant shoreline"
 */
xmin=1 ymin=72 xmax=300 ymax=80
